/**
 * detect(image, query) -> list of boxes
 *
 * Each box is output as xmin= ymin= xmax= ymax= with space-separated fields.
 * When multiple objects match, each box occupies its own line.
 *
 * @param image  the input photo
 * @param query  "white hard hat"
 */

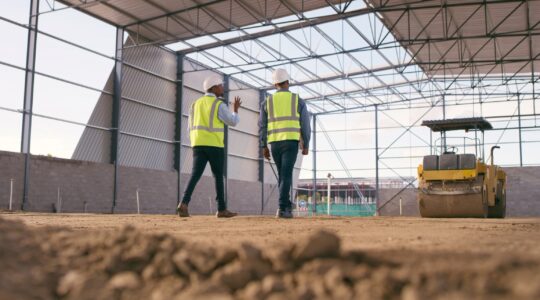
xmin=272 ymin=68 xmax=289 ymax=84
xmin=203 ymin=75 xmax=223 ymax=91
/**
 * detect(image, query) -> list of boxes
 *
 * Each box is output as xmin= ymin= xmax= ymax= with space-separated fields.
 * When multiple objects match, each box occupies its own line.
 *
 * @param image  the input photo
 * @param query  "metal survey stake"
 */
xmin=267 ymin=157 xmax=279 ymax=181
xmin=136 ymin=188 xmax=140 ymax=214
xmin=9 ymin=179 xmax=14 ymax=211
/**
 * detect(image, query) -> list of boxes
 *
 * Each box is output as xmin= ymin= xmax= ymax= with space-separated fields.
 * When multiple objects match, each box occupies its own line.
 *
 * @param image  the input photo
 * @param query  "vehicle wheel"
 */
xmin=488 ymin=180 xmax=506 ymax=218
xmin=482 ymin=184 xmax=488 ymax=218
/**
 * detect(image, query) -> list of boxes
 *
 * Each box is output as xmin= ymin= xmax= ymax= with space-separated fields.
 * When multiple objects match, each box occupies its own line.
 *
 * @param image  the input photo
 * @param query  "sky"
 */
xmin=1 ymin=0 xmax=538 ymax=181
xmin=1 ymin=0 xmax=116 ymax=157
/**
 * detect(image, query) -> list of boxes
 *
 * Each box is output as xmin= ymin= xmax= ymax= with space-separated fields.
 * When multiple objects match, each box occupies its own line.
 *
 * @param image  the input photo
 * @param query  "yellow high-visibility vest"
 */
xmin=267 ymin=91 xmax=301 ymax=143
xmin=189 ymin=95 xmax=225 ymax=147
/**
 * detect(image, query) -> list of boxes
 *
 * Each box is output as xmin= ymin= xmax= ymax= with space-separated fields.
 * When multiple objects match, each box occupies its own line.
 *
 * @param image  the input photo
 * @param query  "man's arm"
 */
xmin=217 ymin=97 xmax=241 ymax=127
xmin=187 ymin=103 xmax=194 ymax=137
xmin=298 ymin=98 xmax=311 ymax=151
xmin=259 ymin=98 xmax=268 ymax=148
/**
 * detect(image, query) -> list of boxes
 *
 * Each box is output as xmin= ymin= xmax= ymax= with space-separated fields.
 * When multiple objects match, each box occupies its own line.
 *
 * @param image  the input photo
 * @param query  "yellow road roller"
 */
xmin=417 ymin=118 xmax=506 ymax=218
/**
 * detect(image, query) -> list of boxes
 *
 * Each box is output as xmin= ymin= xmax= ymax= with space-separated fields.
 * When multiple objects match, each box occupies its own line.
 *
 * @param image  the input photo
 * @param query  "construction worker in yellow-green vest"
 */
xmin=259 ymin=69 xmax=311 ymax=218
xmin=177 ymin=75 xmax=241 ymax=218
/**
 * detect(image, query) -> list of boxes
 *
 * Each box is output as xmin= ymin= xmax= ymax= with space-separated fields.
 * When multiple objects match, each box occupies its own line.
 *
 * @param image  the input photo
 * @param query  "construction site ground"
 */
xmin=1 ymin=212 xmax=539 ymax=299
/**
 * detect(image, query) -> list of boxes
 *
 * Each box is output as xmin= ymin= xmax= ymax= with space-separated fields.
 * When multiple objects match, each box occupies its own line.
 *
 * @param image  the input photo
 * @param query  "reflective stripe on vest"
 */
xmin=189 ymin=96 xmax=225 ymax=147
xmin=267 ymin=91 xmax=301 ymax=143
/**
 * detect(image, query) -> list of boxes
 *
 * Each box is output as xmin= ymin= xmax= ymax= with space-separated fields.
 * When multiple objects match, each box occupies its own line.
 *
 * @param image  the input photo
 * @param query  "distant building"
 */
xmin=296 ymin=177 xmax=415 ymax=204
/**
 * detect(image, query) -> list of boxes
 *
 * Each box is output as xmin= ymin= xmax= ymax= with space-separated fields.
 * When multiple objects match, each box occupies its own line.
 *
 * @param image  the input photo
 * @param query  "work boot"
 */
xmin=276 ymin=208 xmax=293 ymax=219
xmin=177 ymin=203 xmax=189 ymax=218
xmin=216 ymin=209 xmax=238 ymax=218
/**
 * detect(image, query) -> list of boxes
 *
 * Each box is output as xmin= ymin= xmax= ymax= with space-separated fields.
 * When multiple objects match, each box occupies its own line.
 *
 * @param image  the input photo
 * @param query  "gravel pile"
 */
xmin=1 ymin=216 xmax=539 ymax=300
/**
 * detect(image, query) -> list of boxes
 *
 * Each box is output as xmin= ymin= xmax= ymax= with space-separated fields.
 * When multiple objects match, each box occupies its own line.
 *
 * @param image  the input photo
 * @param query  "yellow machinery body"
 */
xmin=417 ymin=159 xmax=507 ymax=218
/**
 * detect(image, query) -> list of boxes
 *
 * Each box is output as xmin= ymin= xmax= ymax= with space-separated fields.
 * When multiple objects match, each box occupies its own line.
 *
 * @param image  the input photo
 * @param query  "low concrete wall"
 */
xmin=27 ymin=156 xmax=115 ymax=213
xmin=115 ymin=165 xmax=177 ymax=214
xmin=378 ymin=188 xmax=419 ymax=216
xmin=0 ymin=151 xmax=115 ymax=213
xmin=505 ymin=167 xmax=540 ymax=217
xmin=0 ymin=151 xmax=274 ymax=215
xmin=0 ymin=151 xmax=24 ymax=211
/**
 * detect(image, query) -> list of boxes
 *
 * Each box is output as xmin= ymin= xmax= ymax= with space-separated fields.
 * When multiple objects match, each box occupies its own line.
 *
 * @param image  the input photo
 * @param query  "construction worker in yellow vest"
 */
xmin=259 ymin=69 xmax=311 ymax=218
xmin=177 ymin=75 xmax=241 ymax=218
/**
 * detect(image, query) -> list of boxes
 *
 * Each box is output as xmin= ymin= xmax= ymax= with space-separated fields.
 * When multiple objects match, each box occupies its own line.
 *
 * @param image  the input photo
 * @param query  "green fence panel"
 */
xmin=301 ymin=203 xmax=376 ymax=216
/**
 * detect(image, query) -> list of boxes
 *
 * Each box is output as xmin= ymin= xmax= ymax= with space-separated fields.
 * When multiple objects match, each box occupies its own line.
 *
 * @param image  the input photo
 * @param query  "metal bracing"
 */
xmin=309 ymin=72 xmax=539 ymax=112
xmin=276 ymin=1 xmax=414 ymax=105
xmin=376 ymin=1 xmax=537 ymax=71
xmin=124 ymin=0 xmax=226 ymax=28
xmin=179 ymin=7 xmax=371 ymax=54
xmin=317 ymin=118 xmax=367 ymax=202
xmin=205 ymin=0 xmax=369 ymax=108
xmin=329 ymin=7 xmax=435 ymax=102
xmin=38 ymin=0 xmax=112 ymax=16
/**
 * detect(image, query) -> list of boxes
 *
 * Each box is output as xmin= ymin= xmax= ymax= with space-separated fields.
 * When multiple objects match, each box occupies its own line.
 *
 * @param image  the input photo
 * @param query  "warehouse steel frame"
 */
xmin=1 ymin=0 xmax=538 ymax=214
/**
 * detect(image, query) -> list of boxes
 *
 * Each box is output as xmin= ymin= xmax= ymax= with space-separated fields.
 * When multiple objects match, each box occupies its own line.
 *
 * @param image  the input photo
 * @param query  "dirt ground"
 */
xmin=1 ymin=212 xmax=540 ymax=299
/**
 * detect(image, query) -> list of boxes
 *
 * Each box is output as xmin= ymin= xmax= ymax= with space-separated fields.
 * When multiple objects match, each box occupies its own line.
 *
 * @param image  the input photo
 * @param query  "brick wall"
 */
xmin=0 ymin=151 xmax=24 ymax=210
xmin=115 ymin=166 xmax=177 ymax=214
xmin=505 ymin=167 xmax=540 ymax=217
xmin=27 ymin=155 xmax=114 ymax=213
xmin=261 ymin=183 xmax=280 ymax=215
xmin=0 ymin=151 xmax=274 ymax=215
xmin=179 ymin=179 xmax=278 ymax=215
xmin=378 ymin=188 xmax=419 ymax=216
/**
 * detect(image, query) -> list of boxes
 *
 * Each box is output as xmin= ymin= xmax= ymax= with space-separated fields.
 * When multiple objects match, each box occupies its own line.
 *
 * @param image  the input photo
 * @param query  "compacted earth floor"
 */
xmin=1 ymin=212 xmax=539 ymax=299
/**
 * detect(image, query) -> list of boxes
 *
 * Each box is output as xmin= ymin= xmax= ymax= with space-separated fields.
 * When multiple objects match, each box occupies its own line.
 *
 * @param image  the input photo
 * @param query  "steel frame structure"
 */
xmin=1 ymin=0 xmax=539 ymax=215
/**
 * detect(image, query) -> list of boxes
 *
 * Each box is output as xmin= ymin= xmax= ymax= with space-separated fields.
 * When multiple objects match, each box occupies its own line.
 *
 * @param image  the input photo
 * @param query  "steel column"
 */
xmin=312 ymin=114 xmax=317 ymax=214
xmin=429 ymin=130 xmax=433 ymax=155
xmin=517 ymin=93 xmax=523 ymax=167
xmin=175 ymin=53 xmax=184 ymax=205
xmin=475 ymin=129 xmax=478 ymax=157
xmin=223 ymin=74 xmax=230 ymax=206
xmin=442 ymin=94 xmax=446 ymax=152
xmin=258 ymin=90 xmax=265 ymax=214
xmin=375 ymin=105 xmax=380 ymax=215
xmin=21 ymin=0 xmax=39 ymax=210
xmin=111 ymin=28 xmax=124 ymax=213
xmin=482 ymin=131 xmax=486 ymax=162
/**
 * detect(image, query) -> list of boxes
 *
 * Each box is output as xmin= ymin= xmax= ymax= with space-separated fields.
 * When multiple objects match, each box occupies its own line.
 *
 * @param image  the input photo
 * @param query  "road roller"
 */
xmin=417 ymin=118 xmax=506 ymax=218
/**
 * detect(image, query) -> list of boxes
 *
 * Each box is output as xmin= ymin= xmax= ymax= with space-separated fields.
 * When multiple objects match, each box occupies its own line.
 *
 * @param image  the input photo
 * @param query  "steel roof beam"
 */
xmin=304 ymin=73 xmax=537 ymax=102
xmin=176 ymin=0 xmax=354 ymax=110
xmin=179 ymin=6 xmax=372 ymax=53
xmin=214 ymin=0 xmax=374 ymax=106
xmin=178 ymin=1 xmax=536 ymax=54
xmin=124 ymin=0 xmax=227 ymax=28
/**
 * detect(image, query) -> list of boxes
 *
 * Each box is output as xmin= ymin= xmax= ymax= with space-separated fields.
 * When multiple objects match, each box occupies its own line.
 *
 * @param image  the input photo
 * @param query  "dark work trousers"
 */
xmin=270 ymin=140 xmax=299 ymax=210
xmin=182 ymin=146 xmax=226 ymax=211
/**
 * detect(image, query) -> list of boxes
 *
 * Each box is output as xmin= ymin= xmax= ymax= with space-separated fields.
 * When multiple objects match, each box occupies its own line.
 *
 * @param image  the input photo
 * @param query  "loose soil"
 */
xmin=1 ymin=212 xmax=539 ymax=299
